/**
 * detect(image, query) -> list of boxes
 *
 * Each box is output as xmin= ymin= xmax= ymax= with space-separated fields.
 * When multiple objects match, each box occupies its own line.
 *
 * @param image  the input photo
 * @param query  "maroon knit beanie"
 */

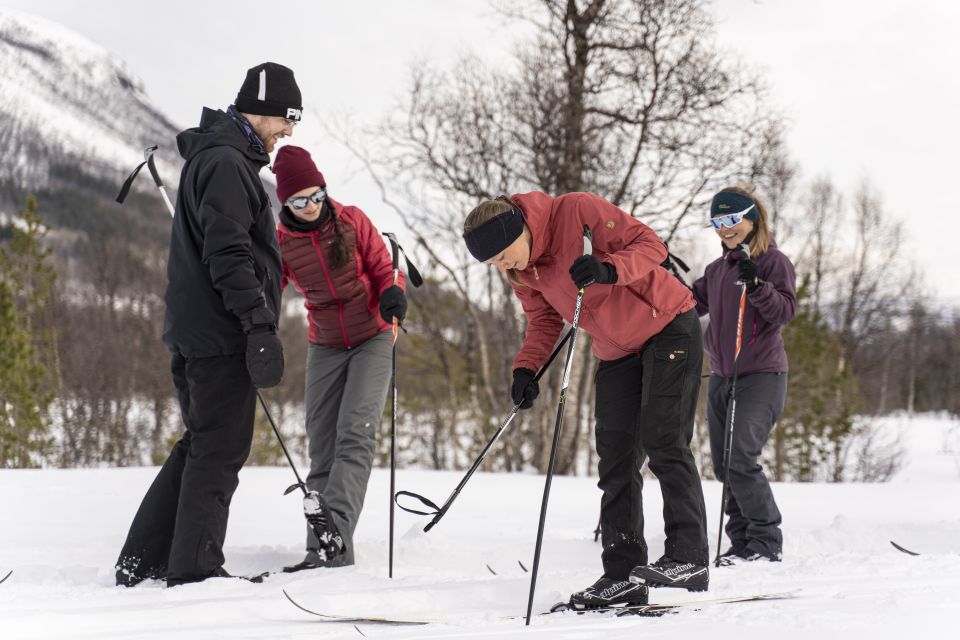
xmin=274 ymin=145 xmax=326 ymax=204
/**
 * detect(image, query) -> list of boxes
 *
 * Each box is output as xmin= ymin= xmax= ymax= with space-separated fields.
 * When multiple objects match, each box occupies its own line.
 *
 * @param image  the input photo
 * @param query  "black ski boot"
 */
xmin=167 ymin=566 xmax=267 ymax=587
xmin=568 ymin=576 xmax=649 ymax=610
xmin=115 ymin=555 xmax=165 ymax=587
xmin=282 ymin=557 xmax=324 ymax=573
xmin=716 ymin=547 xmax=747 ymax=567
xmin=628 ymin=556 xmax=709 ymax=591
xmin=718 ymin=546 xmax=782 ymax=566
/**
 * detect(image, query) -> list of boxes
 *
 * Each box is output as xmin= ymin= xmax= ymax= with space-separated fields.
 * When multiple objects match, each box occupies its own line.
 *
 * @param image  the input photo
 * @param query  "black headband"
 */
xmin=463 ymin=207 xmax=525 ymax=262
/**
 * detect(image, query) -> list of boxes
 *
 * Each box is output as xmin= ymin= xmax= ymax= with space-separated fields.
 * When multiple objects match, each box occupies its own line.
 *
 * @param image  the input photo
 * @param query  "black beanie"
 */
xmin=235 ymin=62 xmax=303 ymax=121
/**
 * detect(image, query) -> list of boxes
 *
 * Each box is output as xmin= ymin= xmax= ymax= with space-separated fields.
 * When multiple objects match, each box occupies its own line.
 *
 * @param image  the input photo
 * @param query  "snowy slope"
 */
xmin=1 ymin=413 xmax=958 ymax=639
xmin=0 ymin=8 xmax=180 ymax=190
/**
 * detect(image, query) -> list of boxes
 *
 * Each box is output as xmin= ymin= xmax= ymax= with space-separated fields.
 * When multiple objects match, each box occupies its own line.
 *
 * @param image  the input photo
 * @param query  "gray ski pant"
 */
xmin=708 ymin=372 xmax=788 ymax=558
xmin=302 ymin=332 xmax=393 ymax=565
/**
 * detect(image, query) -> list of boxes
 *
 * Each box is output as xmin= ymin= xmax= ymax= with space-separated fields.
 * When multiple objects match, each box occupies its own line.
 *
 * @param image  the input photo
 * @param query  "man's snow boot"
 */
xmin=166 ymin=566 xmax=266 ymax=587
xmin=628 ymin=555 xmax=709 ymax=591
xmin=115 ymin=555 xmax=165 ymax=587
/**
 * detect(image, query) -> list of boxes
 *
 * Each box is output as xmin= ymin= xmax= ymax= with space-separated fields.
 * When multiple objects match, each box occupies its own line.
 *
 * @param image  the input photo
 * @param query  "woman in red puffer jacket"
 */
xmin=273 ymin=145 xmax=406 ymax=572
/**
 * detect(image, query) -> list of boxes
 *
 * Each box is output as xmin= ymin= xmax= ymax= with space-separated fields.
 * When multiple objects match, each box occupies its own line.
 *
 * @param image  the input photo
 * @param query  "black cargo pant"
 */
xmin=708 ymin=372 xmax=787 ymax=558
xmin=595 ymin=309 xmax=708 ymax=579
xmin=115 ymin=353 xmax=256 ymax=585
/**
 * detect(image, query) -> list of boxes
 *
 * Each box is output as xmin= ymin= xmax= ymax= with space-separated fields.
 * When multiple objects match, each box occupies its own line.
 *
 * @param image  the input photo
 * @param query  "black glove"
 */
xmin=379 ymin=285 xmax=407 ymax=324
xmin=245 ymin=326 xmax=284 ymax=389
xmin=736 ymin=258 xmax=762 ymax=294
xmin=569 ymin=255 xmax=617 ymax=289
xmin=511 ymin=368 xmax=539 ymax=410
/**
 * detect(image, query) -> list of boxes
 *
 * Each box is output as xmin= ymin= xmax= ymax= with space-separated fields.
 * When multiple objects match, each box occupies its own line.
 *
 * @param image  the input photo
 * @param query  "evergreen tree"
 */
xmin=0 ymin=280 xmax=49 ymax=466
xmin=0 ymin=196 xmax=58 ymax=467
xmin=0 ymin=195 xmax=60 ymax=396
xmin=772 ymin=278 xmax=860 ymax=481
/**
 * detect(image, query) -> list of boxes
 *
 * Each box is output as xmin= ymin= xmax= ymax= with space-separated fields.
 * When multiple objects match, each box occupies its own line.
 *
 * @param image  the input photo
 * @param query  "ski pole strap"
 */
xmin=666 ymin=251 xmax=690 ymax=273
xmin=116 ymin=145 xmax=163 ymax=204
xmin=382 ymin=232 xmax=424 ymax=288
xmin=393 ymin=329 xmax=574 ymax=528
xmin=394 ymin=490 xmax=440 ymax=517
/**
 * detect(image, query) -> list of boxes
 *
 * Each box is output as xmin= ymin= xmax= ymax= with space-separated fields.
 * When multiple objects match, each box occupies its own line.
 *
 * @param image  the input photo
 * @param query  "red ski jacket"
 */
xmin=510 ymin=192 xmax=696 ymax=371
xmin=279 ymin=199 xmax=404 ymax=349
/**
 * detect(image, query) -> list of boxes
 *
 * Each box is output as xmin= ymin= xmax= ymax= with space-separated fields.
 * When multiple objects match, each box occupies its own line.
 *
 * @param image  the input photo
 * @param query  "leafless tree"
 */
xmin=340 ymin=0 xmax=782 ymax=474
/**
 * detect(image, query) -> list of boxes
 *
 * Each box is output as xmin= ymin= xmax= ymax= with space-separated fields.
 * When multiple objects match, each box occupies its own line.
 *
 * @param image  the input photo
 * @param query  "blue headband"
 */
xmin=463 ymin=207 xmax=525 ymax=262
xmin=710 ymin=191 xmax=758 ymax=221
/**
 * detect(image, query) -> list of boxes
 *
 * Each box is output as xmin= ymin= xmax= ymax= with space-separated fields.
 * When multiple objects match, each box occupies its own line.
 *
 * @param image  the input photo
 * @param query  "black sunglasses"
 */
xmin=286 ymin=188 xmax=326 ymax=210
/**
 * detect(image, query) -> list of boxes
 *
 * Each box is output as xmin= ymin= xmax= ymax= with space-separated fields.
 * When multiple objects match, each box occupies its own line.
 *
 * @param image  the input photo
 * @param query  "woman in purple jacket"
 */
xmin=692 ymin=187 xmax=796 ymax=564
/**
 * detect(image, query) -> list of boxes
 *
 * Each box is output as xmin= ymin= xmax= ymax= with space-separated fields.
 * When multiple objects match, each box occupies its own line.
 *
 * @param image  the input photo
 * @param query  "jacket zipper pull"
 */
xmin=652 ymin=307 xmax=657 ymax=318
xmin=532 ymin=265 xmax=540 ymax=280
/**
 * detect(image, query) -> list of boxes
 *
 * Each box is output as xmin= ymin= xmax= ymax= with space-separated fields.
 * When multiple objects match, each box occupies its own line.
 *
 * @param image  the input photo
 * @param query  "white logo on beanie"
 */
xmin=258 ymin=69 xmax=266 ymax=101
xmin=286 ymin=107 xmax=302 ymax=120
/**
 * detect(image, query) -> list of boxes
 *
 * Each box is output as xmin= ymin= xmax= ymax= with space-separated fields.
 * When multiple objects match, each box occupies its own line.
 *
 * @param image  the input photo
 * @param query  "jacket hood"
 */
xmin=511 ymin=191 xmax=558 ymax=265
xmin=176 ymin=107 xmax=270 ymax=165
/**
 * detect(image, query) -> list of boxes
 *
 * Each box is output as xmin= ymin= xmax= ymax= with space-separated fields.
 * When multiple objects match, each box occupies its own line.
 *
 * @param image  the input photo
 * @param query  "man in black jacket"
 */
xmin=116 ymin=62 xmax=300 ymax=587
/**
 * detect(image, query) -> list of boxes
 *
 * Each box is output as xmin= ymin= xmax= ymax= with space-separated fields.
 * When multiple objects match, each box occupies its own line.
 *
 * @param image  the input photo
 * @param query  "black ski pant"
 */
xmin=115 ymin=353 xmax=256 ymax=585
xmin=708 ymin=372 xmax=787 ymax=558
xmin=594 ymin=309 xmax=709 ymax=579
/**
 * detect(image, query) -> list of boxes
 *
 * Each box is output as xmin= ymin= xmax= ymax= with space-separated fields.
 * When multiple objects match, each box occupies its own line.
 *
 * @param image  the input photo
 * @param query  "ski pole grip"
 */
xmin=144 ymin=146 xmax=164 ymax=188
xmin=384 ymin=232 xmax=400 ymax=270
xmin=382 ymin=232 xmax=424 ymax=288
xmin=423 ymin=506 xmax=449 ymax=533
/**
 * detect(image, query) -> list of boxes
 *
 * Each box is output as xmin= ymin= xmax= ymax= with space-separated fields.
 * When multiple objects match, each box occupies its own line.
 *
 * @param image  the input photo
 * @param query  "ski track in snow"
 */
xmin=1 ymin=414 xmax=958 ymax=639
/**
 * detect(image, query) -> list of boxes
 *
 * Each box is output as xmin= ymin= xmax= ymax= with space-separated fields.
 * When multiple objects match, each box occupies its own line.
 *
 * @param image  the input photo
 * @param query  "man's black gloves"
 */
xmin=511 ymin=368 xmax=539 ymax=410
xmin=246 ymin=325 xmax=284 ymax=388
xmin=569 ymin=255 xmax=617 ymax=289
xmin=736 ymin=258 xmax=762 ymax=294
xmin=379 ymin=285 xmax=407 ymax=324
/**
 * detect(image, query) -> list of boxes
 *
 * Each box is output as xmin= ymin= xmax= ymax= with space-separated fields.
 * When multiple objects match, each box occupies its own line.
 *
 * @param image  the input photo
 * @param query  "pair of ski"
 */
xmin=283 ymin=589 xmax=799 ymax=626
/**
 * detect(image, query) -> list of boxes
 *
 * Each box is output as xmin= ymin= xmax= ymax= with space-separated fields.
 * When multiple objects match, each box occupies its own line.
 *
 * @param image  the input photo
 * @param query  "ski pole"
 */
xmin=380 ymin=233 xmax=423 ymax=579
xmin=389 ymin=237 xmax=399 ymax=579
xmin=525 ymin=225 xmax=592 ymax=626
xmin=714 ymin=242 xmax=751 ymax=567
xmin=116 ymin=145 xmax=176 ymax=216
xmin=394 ymin=327 xmax=574 ymax=531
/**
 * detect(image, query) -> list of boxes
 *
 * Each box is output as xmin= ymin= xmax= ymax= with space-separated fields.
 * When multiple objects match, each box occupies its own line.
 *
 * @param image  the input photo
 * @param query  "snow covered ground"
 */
xmin=2 ymin=413 xmax=958 ymax=639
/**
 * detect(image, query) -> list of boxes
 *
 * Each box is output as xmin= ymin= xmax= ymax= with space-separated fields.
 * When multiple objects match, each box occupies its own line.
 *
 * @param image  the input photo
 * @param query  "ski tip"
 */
xmin=0 ymin=570 xmax=11 ymax=585
xmin=890 ymin=540 xmax=920 ymax=556
xmin=283 ymin=588 xmax=310 ymax=615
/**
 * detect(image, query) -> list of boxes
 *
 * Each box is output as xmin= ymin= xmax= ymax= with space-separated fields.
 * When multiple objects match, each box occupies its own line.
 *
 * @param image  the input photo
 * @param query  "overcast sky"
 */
xmin=4 ymin=0 xmax=959 ymax=300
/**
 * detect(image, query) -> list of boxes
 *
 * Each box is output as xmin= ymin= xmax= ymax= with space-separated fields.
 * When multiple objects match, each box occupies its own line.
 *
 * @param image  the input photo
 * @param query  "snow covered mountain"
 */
xmin=0 ymin=8 xmax=182 ymax=195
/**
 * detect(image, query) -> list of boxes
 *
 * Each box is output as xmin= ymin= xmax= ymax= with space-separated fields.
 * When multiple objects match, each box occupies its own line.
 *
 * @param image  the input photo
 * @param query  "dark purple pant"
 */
xmin=708 ymin=372 xmax=787 ymax=558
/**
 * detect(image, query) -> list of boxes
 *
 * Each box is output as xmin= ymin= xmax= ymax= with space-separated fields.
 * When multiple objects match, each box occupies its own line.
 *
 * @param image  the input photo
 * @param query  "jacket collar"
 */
xmin=511 ymin=191 xmax=557 ymax=266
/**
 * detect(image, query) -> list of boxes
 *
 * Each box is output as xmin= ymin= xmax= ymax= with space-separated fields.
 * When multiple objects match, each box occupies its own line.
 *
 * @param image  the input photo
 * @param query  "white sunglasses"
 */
xmin=710 ymin=205 xmax=755 ymax=230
